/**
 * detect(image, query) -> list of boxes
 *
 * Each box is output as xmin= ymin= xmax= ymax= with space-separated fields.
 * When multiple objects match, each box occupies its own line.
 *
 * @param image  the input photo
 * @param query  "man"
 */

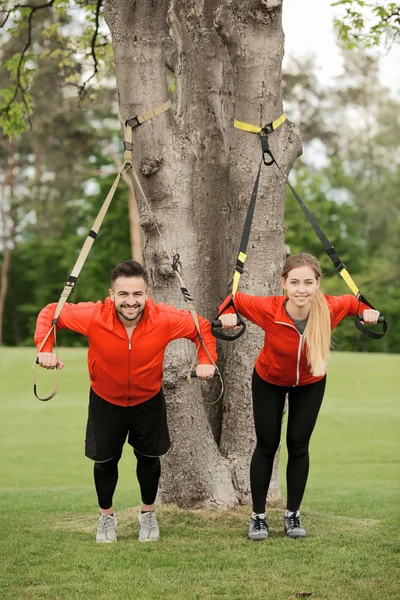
xmin=35 ymin=260 xmax=217 ymax=543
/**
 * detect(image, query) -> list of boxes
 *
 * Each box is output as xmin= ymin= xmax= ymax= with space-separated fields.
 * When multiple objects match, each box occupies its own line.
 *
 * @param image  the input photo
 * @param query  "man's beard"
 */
xmin=117 ymin=304 xmax=144 ymax=322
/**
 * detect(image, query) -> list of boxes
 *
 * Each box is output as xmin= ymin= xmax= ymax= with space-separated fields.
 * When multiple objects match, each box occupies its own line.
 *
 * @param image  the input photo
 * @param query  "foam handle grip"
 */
xmin=358 ymin=314 xmax=384 ymax=323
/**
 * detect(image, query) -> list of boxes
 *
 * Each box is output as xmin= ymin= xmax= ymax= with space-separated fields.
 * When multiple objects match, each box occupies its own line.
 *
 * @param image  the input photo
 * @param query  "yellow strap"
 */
xmin=232 ymin=251 xmax=247 ymax=296
xmin=339 ymin=268 xmax=360 ymax=297
xmin=271 ymin=113 xmax=287 ymax=130
xmin=234 ymin=113 xmax=287 ymax=134
xmin=232 ymin=271 xmax=241 ymax=297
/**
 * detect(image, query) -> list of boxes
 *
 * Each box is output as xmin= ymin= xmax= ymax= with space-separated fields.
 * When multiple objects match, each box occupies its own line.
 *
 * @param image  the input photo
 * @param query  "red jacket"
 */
xmin=219 ymin=293 xmax=368 ymax=387
xmin=34 ymin=297 xmax=217 ymax=407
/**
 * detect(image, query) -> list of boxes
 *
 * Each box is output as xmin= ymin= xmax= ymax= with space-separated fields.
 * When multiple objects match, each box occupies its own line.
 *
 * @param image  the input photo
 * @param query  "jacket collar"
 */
xmin=274 ymin=296 xmax=295 ymax=325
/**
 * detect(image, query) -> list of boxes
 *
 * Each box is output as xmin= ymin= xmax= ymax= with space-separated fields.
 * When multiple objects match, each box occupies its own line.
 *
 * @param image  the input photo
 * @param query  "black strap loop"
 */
xmin=172 ymin=254 xmax=181 ymax=272
xmin=355 ymin=294 xmax=387 ymax=339
xmin=212 ymin=296 xmax=247 ymax=341
xmin=265 ymin=147 xmax=387 ymax=339
xmin=258 ymin=131 xmax=274 ymax=166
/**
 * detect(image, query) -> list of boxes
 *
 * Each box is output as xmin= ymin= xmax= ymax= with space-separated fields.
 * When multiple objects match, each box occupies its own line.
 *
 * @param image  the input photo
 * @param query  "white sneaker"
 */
xmin=96 ymin=514 xmax=117 ymax=543
xmin=138 ymin=511 xmax=159 ymax=542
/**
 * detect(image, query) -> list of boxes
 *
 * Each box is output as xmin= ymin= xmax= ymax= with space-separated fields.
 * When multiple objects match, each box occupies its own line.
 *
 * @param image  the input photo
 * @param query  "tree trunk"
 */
xmin=0 ymin=141 xmax=17 ymax=346
xmin=214 ymin=0 xmax=301 ymax=504
xmin=104 ymin=0 xmax=302 ymax=508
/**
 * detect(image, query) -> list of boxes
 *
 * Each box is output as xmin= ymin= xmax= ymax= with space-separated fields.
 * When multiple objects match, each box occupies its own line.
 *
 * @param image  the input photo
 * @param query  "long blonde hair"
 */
xmin=281 ymin=253 xmax=331 ymax=377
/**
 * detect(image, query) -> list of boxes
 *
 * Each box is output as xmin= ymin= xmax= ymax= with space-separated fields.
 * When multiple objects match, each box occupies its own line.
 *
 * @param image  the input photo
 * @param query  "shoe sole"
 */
xmin=248 ymin=533 xmax=269 ymax=540
xmin=285 ymin=530 xmax=307 ymax=538
xmin=139 ymin=537 xmax=159 ymax=542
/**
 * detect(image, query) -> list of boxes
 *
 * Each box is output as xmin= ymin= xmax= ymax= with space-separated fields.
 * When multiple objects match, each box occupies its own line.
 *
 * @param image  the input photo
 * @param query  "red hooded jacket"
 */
xmin=219 ymin=292 xmax=369 ymax=387
xmin=34 ymin=297 xmax=217 ymax=407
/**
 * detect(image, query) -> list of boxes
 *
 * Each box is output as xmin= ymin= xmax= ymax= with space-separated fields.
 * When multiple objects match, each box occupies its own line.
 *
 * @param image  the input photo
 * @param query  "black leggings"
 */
xmin=94 ymin=450 xmax=161 ymax=509
xmin=250 ymin=369 xmax=326 ymax=514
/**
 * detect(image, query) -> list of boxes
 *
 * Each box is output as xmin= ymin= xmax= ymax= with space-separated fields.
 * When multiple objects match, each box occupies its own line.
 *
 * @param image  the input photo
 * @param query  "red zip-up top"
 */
xmin=219 ymin=293 xmax=369 ymax=387
xmin=34 ymin=297 xmax=217 ymax=407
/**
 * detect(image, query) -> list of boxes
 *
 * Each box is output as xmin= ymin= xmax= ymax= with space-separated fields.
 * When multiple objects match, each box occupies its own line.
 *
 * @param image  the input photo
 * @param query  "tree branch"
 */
xmin=78 ymin=0 xmax=104 ymax=100
xmin=1 ymin=0 xmax=106 ymax=123
xmin=0 ymin=1 xmax=56 ymax=121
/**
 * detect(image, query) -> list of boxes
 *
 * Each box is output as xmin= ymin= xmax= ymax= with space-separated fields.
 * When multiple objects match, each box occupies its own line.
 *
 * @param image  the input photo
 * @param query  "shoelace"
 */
xmin=99 ymin=515 xmax=114 ymax=531
xmin=252 ymin=516 xmax=268 ymax=531
xmin=287 ymin=513 xmax=301 ymax=529
xmin=142 ymin=512 xmax=158 ymax=532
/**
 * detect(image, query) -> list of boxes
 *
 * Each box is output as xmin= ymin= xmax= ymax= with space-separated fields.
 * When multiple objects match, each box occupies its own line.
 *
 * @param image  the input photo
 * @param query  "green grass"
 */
xmin=0 ymin=348 xmax=399 ymax=600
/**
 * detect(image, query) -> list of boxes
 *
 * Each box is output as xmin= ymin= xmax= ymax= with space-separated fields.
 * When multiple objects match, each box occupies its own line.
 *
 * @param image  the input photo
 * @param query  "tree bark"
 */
xmin=104 ymin=0 xmax=302 ymax=508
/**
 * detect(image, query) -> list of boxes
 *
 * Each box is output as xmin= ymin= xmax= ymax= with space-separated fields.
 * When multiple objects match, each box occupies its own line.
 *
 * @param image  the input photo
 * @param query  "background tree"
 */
xmin=332 ymin=1 xmax=400 ymax=50
xmin=283 ymin=50 xmax=399 ymax=352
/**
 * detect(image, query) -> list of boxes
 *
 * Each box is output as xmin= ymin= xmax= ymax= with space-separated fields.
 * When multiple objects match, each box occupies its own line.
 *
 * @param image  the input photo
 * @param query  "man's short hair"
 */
xmin=111 ymin=260 xmax=149 ymax=287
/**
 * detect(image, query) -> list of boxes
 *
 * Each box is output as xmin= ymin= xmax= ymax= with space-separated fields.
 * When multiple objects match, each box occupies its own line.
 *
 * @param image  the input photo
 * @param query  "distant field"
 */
xmin=0 ymin=348 xmax=399 ymax=600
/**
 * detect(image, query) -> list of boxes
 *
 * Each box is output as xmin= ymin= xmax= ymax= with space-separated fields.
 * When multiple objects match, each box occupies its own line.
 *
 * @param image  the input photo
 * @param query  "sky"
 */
xmin=282 ymin=0 xmax=400 ymax=97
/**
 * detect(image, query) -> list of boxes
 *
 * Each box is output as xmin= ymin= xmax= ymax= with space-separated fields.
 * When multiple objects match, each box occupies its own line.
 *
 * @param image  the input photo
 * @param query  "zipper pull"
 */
xmin=128 ymin=341 xmax=131 ymax=350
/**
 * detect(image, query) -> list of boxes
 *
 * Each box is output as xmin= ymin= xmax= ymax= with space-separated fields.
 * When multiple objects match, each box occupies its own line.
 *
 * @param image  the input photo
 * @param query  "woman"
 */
xmin=218 ymin=253 xmax=380 ymax=540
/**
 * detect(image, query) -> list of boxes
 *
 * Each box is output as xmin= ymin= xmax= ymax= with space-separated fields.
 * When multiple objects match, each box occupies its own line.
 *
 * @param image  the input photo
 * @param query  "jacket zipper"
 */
xmin=127 ymin=336 xmax=132 ymax=405
xmin=275 ymin=321 xmax=303 ymax=386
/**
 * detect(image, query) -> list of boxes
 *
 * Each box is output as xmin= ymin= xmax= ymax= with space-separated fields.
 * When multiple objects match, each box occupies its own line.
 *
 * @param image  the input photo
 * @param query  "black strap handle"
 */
xmin=355 ymin=313 xmax=387 ymax=339
xmin=212 ymin=296 xmax=247 ymax=341
xmin=211 ymin=318 xmax=247 ymax=341
xmin=355 ymin=294 xmax=387 ymax=339
xmin=358 ymin=314 xmax=384 ymax=323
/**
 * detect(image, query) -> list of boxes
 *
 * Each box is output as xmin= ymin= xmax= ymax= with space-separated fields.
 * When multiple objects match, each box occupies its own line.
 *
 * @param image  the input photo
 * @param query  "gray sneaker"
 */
xmin=284 ymin=511 xmax=307 ymax=538
xmin=138 ymin=511 xmax=159 ymax=542
xmin=248 ymin=515 xmax=269 ymax=540
xmin=96 ymin=514 xmax=117 ymax=543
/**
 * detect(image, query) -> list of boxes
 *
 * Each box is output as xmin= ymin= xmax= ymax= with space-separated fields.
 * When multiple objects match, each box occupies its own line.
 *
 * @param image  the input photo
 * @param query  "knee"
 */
xmin=287 ymin=438 xmax=308 ymax=459
xmin=134 ymin=451 xmax=160 ymax=473
xmin=94 ymin=453 xmax=121 ymax=472
xmin=255 ymin=440 xmax=280 ymax=460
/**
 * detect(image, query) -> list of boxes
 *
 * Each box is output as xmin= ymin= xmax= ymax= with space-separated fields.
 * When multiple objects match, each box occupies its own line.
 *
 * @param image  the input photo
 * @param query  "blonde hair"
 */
xmin=282 ymin=253 xmax=331 ymax=377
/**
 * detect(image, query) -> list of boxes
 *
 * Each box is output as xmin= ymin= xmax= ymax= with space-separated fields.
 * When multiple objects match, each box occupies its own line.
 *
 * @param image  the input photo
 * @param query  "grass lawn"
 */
xmin=0 ymin=348 xmax=399 ymax=600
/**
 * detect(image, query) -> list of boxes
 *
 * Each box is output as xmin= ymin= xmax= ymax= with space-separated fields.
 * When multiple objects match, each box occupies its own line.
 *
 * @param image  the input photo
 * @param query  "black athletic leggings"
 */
xmin=94 ymin=449 xmax=161 ymax=509
xmin=251 ymin=369 xmax=326 ymax=514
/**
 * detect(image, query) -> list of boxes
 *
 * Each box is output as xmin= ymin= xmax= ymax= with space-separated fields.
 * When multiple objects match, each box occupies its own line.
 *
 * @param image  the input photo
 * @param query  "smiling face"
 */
xmin=281 ymin=265 xmax=320 ymax=315
xmin=109 ymin=276 xmax=149 ymax=326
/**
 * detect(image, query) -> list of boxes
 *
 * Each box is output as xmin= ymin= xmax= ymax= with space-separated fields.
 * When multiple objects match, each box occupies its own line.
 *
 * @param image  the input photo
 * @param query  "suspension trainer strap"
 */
xmin=234 ymin=113 xmax=287 ymax=134
xmin=212 ymin=115 xmax=286 ymax=341
xmin=224 ymin=115 xmax=387 ymax=339
xmin=268 ymin=153 xmax=386 ymax=337
xmin=252 ymin=134 xmax=387 ymax=339
xmin=125 ymin=100 xmax=171 ymax=129
xmin=128 ymin=162 xmax=223 ymax=403
xmin=33 ymin=102 xmax=171 ymax=400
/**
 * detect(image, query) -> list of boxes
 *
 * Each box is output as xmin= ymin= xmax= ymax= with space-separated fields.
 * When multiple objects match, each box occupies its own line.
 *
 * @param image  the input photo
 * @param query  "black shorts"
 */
xmin=85 ymin=388 xmax=171 ymax=462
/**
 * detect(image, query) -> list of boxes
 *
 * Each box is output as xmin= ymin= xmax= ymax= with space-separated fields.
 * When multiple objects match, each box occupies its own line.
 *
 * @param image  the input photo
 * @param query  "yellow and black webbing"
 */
xmin=212 ymin=115 xmax=286 ymax=341
xmin=219 ymin=113 xmax=387 ymax=340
